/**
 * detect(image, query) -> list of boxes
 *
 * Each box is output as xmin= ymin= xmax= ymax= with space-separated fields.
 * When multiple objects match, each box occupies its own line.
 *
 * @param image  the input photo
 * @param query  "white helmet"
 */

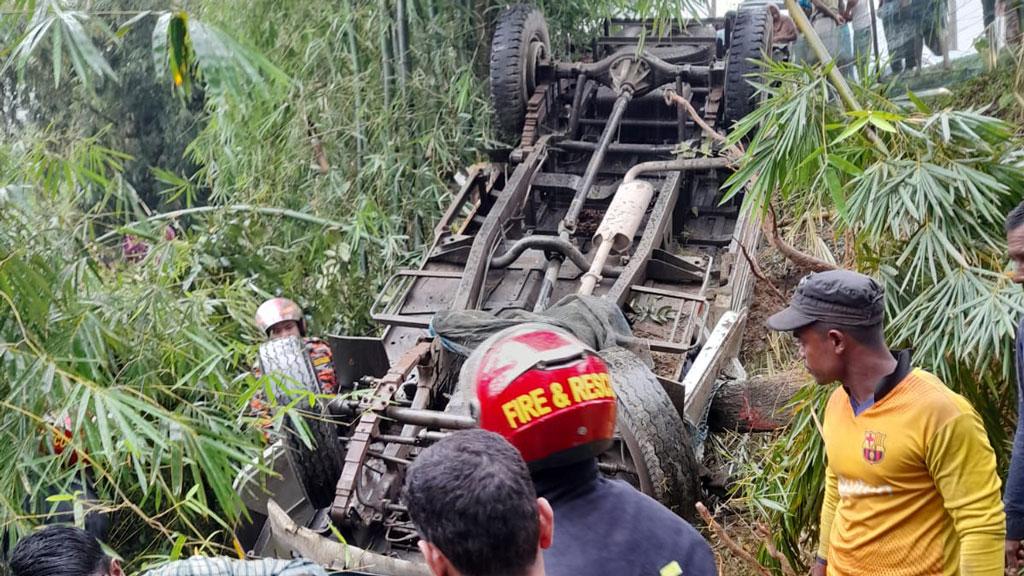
xmin=254 ymin=297 xmax=306 ymax=336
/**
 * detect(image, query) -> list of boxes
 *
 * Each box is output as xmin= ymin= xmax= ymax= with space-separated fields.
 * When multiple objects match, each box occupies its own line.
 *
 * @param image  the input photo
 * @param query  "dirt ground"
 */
xmin=739 ymin=245 xmax=805 ymax=369
xmin=705 ymin=236 xmax=828 ymax=575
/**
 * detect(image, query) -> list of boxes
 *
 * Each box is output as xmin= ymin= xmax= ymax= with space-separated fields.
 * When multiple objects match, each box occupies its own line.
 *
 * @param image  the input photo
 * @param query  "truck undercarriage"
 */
xmin=236 ymin=5 xmax=773 ymax=573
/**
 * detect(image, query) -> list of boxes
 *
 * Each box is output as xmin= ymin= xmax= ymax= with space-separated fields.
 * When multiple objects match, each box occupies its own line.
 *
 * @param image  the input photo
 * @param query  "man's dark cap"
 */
xmin=766 ymin=270 xmax=885 ymax=331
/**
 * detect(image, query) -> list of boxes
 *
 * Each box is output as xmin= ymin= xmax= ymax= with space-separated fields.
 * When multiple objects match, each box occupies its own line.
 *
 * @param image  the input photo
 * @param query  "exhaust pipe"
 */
xmin=578 ymin=157 xmax=732 ymax=295
xmin=579 ymin=179 xmax=655 ymax=295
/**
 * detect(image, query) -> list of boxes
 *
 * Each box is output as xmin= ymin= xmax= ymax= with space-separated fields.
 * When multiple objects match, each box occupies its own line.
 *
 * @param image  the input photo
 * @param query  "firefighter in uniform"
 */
xmin=253 ymin=297 xmax=337 ymax=394
xmin=463 ymin=324 xmax=717 ymax=576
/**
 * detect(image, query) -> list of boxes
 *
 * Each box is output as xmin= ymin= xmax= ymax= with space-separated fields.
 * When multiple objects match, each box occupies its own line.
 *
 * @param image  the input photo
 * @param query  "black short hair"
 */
xmin=1006 ymin=201 xmax=1024 ymax=233
xmin=9 ymin=525 xmax=111 ymax=576
xmin=404 ymin=429 xmax=539 ymax=576
xmin=815 ymin=322 xmax=886 ymax=350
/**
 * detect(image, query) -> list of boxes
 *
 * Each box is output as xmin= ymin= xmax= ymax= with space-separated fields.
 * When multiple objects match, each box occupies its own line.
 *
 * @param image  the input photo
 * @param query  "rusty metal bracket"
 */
xmin=331 ymin=342 xmax=431 ymax=524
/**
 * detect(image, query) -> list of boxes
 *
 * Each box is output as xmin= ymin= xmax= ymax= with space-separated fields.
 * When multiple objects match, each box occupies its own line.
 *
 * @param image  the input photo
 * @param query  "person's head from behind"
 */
xmin=404 ymin=429 xmax=553 ymax=576
xmin=1006 ymin=201 xmax=1024 ymax=284
xmin=767 ymin=270 xmax=888 ymax=385
xmin=10 ymin=525 xmax=122 ymax=576
xmin=461 ymin=324 xmax=617 ymax=472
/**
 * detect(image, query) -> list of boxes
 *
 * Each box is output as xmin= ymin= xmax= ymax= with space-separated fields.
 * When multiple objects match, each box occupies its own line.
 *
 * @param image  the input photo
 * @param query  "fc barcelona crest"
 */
xmin=863 ymin=431 xmax=885 ymax=464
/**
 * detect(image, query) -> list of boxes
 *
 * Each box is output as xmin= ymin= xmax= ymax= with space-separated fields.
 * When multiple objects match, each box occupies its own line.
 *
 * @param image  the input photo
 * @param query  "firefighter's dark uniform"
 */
xmin=533 ymin=458 xmax=717 ymax=576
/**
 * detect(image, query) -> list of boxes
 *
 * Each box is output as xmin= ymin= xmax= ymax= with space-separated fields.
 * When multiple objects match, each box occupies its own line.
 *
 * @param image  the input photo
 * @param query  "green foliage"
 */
xmin=0 ymin=141 xmax=269 ymax=566
xmin=728 ymin=57 xmax=1024 ymax=571
xmin=730 ymin=384 xmax=830 ymax=567
xmin=2 ymin=0 xmax=117 ymax=90
xmin=936 ymin=45 xmax=1024 ymax=127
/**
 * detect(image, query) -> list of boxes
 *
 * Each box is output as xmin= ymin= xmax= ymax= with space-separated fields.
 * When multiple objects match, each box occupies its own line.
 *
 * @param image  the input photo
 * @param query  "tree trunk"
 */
xmin=708 ymin=369 xmax=806 ymax=432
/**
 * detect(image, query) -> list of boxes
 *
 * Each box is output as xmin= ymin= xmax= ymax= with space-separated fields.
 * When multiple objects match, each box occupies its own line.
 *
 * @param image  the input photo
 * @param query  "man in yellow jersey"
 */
xmin=767 ymin=269 xmax=1005 ymax=576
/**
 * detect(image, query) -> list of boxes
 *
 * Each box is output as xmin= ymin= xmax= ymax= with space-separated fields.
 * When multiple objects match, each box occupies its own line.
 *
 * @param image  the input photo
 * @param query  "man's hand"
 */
xmin=832 ymin=12 xmax=847 ymax=24
xmin=1007 ymin=540 xmax=1024 ymax=575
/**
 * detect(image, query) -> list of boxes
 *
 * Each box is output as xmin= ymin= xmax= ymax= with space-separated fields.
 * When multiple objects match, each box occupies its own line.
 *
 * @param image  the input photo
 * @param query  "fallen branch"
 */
xmin=756 ymin=523 xmax=799 ymax=576
xmin=765 ymin=202 xmax=837 ymax=273
xmin=734 ymin=234 xmax=788 ymax=304
xmin=696 ymin=502 xmax=772 ymax=576
xmin=663 ymin=89 xmax=744 ymax=164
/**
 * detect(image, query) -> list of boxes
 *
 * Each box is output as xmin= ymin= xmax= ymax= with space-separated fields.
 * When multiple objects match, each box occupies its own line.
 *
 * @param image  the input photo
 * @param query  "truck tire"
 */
xmin=282 ymin=404 xmax=344 ymax=509
xmin=489 ymin=4 xmax=550 ymax=142
xmin=723 ymin=6 xmax=774 ymax=128
xmin=599 ymin=347 xmax=701 ymax=520
xmin=259 ymin=337 xmax=345 ymax=509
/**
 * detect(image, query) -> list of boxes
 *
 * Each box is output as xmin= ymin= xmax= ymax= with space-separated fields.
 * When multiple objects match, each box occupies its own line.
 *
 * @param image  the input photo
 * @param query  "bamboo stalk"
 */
xmin=784 ymin=0 xmax=858 ymax=110
xmin=783 ymin=0 xmax=889 ymax=154
xmin=347 ymin=0 xmax=365 ymax=160
xmin=380 ymin=0 xmax=394 ymax=109
xmin=867 ymin=0 xmax=881 ymax=72
xmin=93 ymin=205 xmax=346 ymax=244
xmin=395 ymin=0 xmax=409 ymax=99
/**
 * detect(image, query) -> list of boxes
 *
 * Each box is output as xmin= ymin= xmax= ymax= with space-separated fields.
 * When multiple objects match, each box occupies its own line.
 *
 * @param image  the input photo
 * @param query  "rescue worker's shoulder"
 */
xmin=600 ymin=478 xmax=717 ymax=573
xmin=906 ymin=369 xmax=974 ymax=415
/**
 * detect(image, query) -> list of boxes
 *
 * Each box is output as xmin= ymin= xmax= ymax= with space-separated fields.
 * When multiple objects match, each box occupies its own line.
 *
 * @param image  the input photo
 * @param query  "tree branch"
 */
xmin=764 ymin=202 xmax=837 ymax=273
xmin=663 ymin=89 xmax=744 ymax=164
xmin=756 ymin=523 xmax=799 ymax=576
xmin=734 ymin=233 xmax=788 ymax=304
xmin=697 ymin=502 xmax=773 ymax=576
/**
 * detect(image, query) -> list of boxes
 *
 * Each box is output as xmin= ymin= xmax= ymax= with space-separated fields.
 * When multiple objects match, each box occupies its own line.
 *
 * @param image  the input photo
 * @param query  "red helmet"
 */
xmin=463 ymin=324 xmax=616 ymax=469
xmin=255 ymin=297 xmax=306 ymax=336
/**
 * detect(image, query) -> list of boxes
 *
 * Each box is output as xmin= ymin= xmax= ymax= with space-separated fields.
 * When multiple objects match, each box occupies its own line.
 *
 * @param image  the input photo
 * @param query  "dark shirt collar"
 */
xmin=531 ymin=458 xmax=599 ymax=501
xmin=842 ymin=348 xmax=912 ymax=403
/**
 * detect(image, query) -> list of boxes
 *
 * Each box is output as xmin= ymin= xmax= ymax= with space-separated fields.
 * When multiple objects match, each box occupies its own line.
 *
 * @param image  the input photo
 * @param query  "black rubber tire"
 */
xmin=282 ymin=403 xmax=345 ymax=509
xmin=723 ymin=6 xmax=774 ymax=128
xmin=259 ymin=338 xmax=345 ymax=509
xmin=488 ymin=4 xmax=550 ymax=142
xmin=601 ymin=347 xmax=701 ymax=520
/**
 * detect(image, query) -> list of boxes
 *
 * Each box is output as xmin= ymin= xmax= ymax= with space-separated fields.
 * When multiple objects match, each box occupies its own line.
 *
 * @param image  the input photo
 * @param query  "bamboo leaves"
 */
xmin=2 ymin=0 xmax=116 ymax=89
xmin=4 ymin=3 xmax=289 ymax=98
xmin=729 ymin=49 xmax=1024 ymax=572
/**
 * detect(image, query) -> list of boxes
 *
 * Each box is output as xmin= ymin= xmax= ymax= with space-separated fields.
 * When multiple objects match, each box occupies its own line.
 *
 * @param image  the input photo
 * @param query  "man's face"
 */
xmin=1009 ymin=227 xmax=1024 ymax=284
xmin=268 ymin=320 xmax=302 ymax=340
xmin=793 ymin=325 xmax=843 ymax=385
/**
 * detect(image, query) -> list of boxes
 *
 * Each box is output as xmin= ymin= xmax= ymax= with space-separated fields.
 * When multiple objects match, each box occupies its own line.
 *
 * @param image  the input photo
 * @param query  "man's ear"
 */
xmin=827 ymin=329 xmax=846 ymax=354
xmin=108 ymin=558 xmax=125 ymax=576
xmin=418 ymin=540 xmax=452 ymax=576
xmin=537 ymin=497 xmax=554 ymax=550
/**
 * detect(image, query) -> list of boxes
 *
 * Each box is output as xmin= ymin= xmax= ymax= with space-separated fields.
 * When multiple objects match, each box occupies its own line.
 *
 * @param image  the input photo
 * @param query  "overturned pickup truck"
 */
xmin=236 ymin=4 xmax=771 ymax=574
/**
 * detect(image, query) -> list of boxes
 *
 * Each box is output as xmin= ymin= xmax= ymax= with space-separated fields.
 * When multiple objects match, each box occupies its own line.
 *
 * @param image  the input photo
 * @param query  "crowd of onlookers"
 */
xmin=765 ymin=0 xmax=1022 ymax=74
